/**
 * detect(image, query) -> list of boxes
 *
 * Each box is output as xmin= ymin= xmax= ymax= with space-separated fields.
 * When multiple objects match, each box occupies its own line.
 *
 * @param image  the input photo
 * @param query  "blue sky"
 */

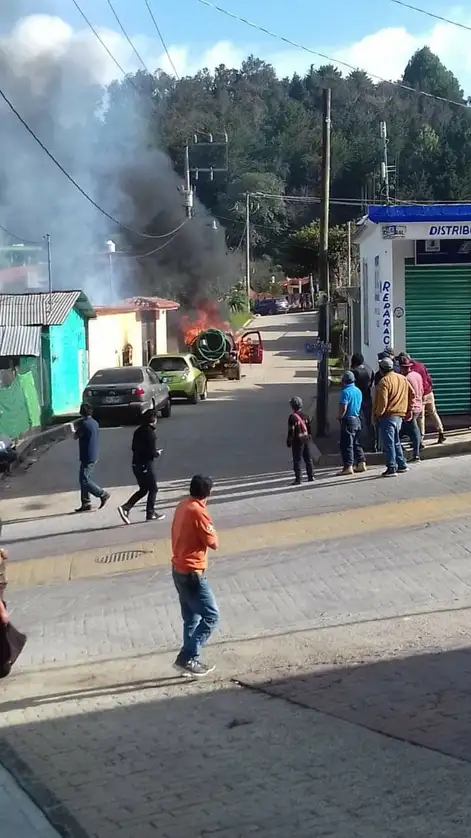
xmin=10 ymin=1 xmax=471 ymax=91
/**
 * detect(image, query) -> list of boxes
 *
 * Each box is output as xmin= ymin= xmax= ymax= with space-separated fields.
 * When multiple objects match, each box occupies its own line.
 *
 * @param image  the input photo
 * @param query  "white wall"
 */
xmin=359 ymin=227 xmax=393 ymax=369
xmin=391 ymin=239 xmax=414 ymax=354
xmin=155 ymin=310 xmax=168 ymax=355
xmin=88 ymin=315 xmax=122 ymax=378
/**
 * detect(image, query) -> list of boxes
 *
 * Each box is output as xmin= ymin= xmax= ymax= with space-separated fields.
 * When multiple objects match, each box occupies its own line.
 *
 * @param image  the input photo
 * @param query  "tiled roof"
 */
xmin=0 ymin=291 xmax=94 ymax=326
xmin=0 ymin=325 xmax=42 ymax=357
xmin=95 ymin=296 xmax=180 ymax=315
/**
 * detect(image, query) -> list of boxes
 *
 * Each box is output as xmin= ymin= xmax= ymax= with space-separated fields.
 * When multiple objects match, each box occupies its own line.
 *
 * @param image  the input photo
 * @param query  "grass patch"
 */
xmin=230 ymin=310 xmax=251 ymax=331
xmin=329 ymin=356 xmax=343 ymax=369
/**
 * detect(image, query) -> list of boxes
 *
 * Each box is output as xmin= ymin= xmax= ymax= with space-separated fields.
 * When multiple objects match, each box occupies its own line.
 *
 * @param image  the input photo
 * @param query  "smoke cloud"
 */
xmin=0 ymin=2 xmax=234 ymax=306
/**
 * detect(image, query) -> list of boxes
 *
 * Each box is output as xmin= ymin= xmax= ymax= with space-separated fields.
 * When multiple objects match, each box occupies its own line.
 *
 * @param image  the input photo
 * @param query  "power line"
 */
xmin=195 ymin=0 xmax=470 ymax=110
xmin=143 ymin=0 xmax=180 ymax=78
xmin=0 ymin=223 xmax=43 ymax=246
xmin=105 ymin=0 xmax=151 ymax=74
xmin=0 ymin=85 xmax=189 ymax=240
xmin=387 ymin=0 xmax=471 ymax=34
xmin=70 ymin=0 xmax=135 ymax=82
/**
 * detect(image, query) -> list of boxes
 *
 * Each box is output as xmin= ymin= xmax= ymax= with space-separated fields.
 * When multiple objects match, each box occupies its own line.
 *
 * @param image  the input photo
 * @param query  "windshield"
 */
xmin=89 ymin=368 xmax=144 ymax=384
xmin=150 ymin=357 xmax=188 ymax=372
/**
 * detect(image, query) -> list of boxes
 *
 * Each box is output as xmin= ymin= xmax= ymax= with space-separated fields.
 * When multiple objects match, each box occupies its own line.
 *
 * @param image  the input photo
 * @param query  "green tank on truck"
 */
xmin=188 ymin=328 xmax=241 ymax=381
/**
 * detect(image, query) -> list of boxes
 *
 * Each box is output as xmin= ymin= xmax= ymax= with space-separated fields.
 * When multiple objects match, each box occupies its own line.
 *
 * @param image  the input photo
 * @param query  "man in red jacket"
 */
xmin=406 ymin=356 xmax=445 ymax=444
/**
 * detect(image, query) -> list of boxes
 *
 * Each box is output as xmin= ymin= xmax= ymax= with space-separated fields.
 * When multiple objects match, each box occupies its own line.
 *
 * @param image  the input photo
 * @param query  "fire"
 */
xmin=180 ymin=300 xmax=230 ymax=346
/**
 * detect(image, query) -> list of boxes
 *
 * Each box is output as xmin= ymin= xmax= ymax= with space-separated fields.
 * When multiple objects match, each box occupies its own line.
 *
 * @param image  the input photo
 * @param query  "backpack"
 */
xmin=293 ymin=412 xmax=309 ymax=443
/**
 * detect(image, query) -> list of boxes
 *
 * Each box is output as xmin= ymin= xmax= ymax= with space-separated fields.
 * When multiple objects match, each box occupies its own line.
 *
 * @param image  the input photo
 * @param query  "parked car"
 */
xmin=253 ymin=298 xmax=289 ymax=316
xmin=83 ymin=366 xmax=171 ymax=421
xmin=149 ymin=353 xmax=208 ymax=403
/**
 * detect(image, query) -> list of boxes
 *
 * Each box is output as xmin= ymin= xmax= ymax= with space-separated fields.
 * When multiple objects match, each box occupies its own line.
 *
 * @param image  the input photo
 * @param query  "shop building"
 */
xmin=356 ymin=204 xmax=471 ymax=414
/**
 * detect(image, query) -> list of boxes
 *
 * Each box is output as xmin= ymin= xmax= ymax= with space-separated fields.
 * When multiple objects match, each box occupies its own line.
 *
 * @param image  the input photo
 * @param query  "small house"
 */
xmin=88 ymin=295 xmax=179 ymax=378
xmin=0 ymin=291 xmax=95 ymax=436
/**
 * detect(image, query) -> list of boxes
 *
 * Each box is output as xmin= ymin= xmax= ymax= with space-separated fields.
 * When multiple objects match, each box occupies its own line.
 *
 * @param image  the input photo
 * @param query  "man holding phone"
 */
xmin=118 ymin=408 xmax=165 ymax=524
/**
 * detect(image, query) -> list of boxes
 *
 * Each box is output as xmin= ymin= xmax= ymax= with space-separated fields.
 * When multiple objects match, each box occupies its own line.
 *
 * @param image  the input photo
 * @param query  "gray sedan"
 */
xmin=83 ymin=366 xmax=171 ymax=421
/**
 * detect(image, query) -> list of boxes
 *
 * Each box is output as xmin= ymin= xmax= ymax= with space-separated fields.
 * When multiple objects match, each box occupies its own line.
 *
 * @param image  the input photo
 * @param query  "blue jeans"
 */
xmin=172 ymin=570 xmax=219 ymax=662
xmin=401 ymin=413 xmax=421 ymax=457
xmin=340 ymin=416 xmax=365 ymax=467
xmin=79 ymin=462 xmax=105 ymax=505
xmin=378 ymin=416 xmax=407 ymax=471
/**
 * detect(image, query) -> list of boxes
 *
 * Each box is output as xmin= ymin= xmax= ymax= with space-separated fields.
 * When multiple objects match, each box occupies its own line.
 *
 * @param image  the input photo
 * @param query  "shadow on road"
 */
xmin=1 ymin=641 xmax=471 ymax=837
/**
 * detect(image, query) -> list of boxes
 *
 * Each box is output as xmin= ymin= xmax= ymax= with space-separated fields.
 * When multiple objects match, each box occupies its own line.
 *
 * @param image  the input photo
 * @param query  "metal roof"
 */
xmin=0 ymin=325 xmax=42 ymax=356
xmin=0 ymin=291 xmax=94 ymax=326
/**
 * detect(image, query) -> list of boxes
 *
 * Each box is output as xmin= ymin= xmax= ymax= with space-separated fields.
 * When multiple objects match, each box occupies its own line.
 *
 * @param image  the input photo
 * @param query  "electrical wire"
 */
xmin=386 ymin=0 xmax=471 ymax=34
xmin=105 ymin=0 xmax=151 ymax=73
xmin=0 ymin=223 xmax=43 ymax=246
xmin=143 ymin=0 xmax=180 ymax=78
xmin=0 ymin=86 xmax=190 ymax=240
xmin=195 ymin=0 xmax=470 ymax=110
xmin=70 ymin=0 xmax=136 ymax=82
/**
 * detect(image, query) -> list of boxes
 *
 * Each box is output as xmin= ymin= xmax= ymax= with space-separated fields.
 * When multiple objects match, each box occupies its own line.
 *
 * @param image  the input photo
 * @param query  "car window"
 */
xmin=89 ymin=367 xmax=144 ymax=384
xmin=150 ymin=356 xmax=188 ymax=372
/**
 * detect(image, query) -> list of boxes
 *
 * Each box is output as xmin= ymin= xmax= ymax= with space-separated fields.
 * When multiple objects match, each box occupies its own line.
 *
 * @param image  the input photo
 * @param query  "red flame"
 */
xmin=180 ymin=300 xmax=230 ymax=346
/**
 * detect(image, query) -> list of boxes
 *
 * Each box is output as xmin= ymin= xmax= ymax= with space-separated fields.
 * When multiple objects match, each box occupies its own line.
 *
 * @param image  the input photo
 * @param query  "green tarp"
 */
xmin=0 ymin=371 xmax=41 ymax=439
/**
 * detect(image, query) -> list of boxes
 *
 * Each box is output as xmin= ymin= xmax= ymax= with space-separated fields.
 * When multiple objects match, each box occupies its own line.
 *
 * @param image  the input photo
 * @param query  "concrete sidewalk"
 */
xmin=1 ymin=764 xmax=59 ymax=838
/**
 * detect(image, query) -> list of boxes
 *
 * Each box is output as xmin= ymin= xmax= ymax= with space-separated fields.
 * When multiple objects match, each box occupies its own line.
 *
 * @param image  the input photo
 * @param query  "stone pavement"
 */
xmin=8 ymin=505 xmax=471 ymax=670
xmin=2 ymin=612 xmax=471 ymax=837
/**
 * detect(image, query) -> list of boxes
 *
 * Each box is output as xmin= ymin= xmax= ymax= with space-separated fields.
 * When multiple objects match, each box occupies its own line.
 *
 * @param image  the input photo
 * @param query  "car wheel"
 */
xmin=188 ymin=386 xmax=199 ymax=404
xmin=233 ymin=363 xmax=241 ymax=381
xmin=200 ymin=382 xmax=208 ymax=401
xmin=160 ymin=399 xmax=172 ymax=418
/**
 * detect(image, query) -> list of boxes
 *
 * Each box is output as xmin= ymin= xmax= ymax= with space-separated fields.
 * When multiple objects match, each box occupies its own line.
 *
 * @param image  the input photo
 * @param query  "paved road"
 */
xmin=0 ymin=311 xmax=318 ymax=561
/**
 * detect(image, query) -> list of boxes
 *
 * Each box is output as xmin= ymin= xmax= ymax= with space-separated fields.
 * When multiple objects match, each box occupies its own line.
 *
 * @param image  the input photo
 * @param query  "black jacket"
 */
xmin=132 ymin=425 xmax=159 ymax=466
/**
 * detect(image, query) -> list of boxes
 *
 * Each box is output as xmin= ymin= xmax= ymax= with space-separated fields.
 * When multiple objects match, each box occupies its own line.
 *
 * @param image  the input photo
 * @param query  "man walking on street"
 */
xmin=373 ymin=357 xmax=414 ymax=477
xmin=118 ymin=409 xmax=165 ymax=524
xmin=74 ymin=404 xmax=109 ymax=513
xmin=338 ymin=371 xmax=366 ymax=476
xmin=171 ymin=475 xmax=219 ymax=677
xmin=398 ymin=353 xmax=424 ymax=462
xmin=287 ymin=397 xmax=314 ymax=485
xmin=351 ymin=352 xmax=375 ymax=451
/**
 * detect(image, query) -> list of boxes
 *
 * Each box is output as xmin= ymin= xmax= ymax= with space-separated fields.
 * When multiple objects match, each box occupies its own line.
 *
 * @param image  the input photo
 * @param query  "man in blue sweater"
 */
xmin=74 ymin=403 xmax=109 ymax=513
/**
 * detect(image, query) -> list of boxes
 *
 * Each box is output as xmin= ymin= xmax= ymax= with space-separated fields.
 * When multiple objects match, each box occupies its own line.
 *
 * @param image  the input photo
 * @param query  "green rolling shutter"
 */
xmin=405 ymin=261 xmax=471 ymax=413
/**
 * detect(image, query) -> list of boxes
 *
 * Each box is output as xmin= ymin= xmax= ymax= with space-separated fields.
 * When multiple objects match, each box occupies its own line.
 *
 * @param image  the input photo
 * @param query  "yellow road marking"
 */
xmin=7 ymin=491 xmax=471 ymax=590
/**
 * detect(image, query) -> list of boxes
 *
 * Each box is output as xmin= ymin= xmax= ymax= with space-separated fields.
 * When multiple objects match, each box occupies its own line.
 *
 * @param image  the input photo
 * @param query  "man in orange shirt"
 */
xmin=171 ymin=475 xmax=219 ymax=677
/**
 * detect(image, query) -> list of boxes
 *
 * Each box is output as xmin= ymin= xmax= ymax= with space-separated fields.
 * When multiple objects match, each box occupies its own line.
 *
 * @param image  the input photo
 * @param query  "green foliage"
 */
xmin=225 ymin=281 xmax=248 ymax=314
xmin=286 ymin=223 xmax=349 ymax=283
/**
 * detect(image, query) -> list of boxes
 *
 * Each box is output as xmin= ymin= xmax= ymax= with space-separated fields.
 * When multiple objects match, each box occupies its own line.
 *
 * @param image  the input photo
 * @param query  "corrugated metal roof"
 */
xmin=0 ymin=291 xmax=82 ymax=326
xmin=0 ymin=325 xmax=42 ymax=356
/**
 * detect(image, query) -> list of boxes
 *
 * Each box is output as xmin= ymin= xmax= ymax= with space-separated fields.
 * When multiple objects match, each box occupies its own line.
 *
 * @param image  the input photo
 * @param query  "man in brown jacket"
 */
xmin=373 ymin=356 xmax=414 ymax=477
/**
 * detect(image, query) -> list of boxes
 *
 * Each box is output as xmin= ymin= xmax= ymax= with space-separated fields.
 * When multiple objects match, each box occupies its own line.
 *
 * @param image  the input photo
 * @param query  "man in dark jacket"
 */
xmin=118 ymin=409 xmax=165 ymax=524
xmin=351 ymin=352 xmax=374 ymax=451
xmin=287 ymin=396 xmax=314 ymax=485
xmin=74 ymin=403 xmax=109 ymax=513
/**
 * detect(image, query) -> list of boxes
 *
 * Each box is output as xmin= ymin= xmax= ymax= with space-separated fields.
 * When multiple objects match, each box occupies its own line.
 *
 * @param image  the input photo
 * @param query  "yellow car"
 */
xmin=149 ymin=353 xmax=208 ymax=403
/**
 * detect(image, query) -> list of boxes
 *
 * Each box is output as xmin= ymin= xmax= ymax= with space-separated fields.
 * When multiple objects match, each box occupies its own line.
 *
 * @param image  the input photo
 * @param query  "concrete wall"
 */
xmin=359 ymin=227 xmax=393 ymax=369
xmin=155 ymin=310 xmax=168 ymax=355
xmin=88 ymin=310 xmax=170 ymax=378
xmin=391 ymin=239 xmax=414 ymax=354
xmin=50 ymin=308 xmax=87 ymax=415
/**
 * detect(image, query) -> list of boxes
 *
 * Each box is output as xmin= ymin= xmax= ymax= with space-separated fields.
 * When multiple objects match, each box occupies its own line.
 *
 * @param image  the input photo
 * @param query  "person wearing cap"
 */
xmin=338 ymin=371 xmax=366 ymax=476
xmin=398 ymin=354 xmax=424 ymax=461
xmin=286 ymin=397 xmax=314 ymax=485
xmin=406 ymin=355 xmax=445 ymax=445
xmin=351 ymin=352 xmax=375 ymax=452
xmin=373 ymin=356 xmax=414 ymax=477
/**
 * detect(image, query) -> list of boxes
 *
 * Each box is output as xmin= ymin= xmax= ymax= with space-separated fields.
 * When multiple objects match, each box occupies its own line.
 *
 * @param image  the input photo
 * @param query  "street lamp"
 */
xmin=106 ymin=240 xmax=116 ymax=299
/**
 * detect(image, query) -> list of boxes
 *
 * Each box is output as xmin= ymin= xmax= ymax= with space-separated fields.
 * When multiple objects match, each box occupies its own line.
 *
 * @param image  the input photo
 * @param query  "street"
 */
xmin=0 ymin=311 xmax=317 ymax=562
xmin=4 ymin=308 xmax=471 ymax=837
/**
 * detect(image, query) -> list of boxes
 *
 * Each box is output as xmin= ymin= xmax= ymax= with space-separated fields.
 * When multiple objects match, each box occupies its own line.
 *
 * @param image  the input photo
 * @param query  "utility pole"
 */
xmin=347 ymin=221 xmax=352 ymax=285
xmin=380 ymin=121 xmax=390 ymax=205
xmin=316 ymin=87 xmax=332 ymax=438
xmin=245 ymin=192 xmax=251 ymax=311
xmin=45 ymin=233 xmax=52 ymax=324
xmin=183 ymin=143 xmax=193 ymax=218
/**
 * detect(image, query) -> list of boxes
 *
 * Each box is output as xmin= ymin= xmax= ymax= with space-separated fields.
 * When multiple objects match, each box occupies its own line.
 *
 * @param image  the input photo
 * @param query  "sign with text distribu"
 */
xmin=416 ymin=239 xmax=471 ymax=265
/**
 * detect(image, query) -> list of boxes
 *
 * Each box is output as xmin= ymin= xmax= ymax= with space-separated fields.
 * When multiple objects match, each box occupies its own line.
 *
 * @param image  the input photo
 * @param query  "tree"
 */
xmin=284 ymin=223 xmax=349 ymax=285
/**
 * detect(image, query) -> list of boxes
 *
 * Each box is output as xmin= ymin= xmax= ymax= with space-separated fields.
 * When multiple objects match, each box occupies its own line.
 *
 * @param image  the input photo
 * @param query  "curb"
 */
xmin=9 ymin=424 xmax=72 ymax=475
xmin=318 ymin=439 xmax=471 ymax=468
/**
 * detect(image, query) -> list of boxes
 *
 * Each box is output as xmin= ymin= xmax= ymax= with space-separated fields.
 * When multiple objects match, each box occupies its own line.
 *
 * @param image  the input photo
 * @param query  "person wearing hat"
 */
xmin=373 ymin=356 xmax=414 ymax=477
xmin=398 ymin=353 xmax=424 ymax=461
xmin=338 ymin=371 xmax=366 ymax=476
xmin=286 ymin=397 xmax=314 ymax=485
